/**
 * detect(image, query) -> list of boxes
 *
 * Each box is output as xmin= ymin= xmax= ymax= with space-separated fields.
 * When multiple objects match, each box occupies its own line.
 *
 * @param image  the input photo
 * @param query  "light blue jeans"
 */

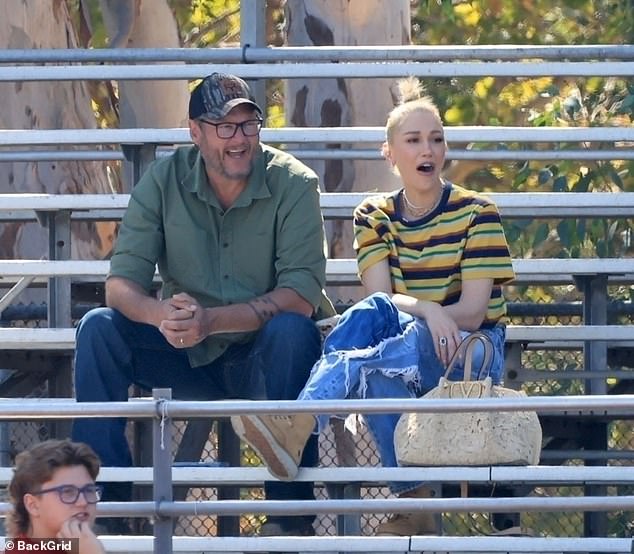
xmin=299 ymin=292 xmax=505 ymax=494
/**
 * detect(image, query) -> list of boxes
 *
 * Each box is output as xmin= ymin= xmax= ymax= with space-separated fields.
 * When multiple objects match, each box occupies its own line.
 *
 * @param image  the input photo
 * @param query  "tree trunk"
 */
xmin=0 ymin=0 xmax=115 ymax=261
xmin=284 ymin=0 xmax=410 ymax=295
xmin=99 ymin=0 xmax=189 ymax=190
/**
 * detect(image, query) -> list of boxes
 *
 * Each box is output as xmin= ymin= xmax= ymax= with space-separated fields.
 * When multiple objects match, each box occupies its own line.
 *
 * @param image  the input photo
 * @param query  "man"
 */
xmin=72 ymin=73 xmax=333 ymax=537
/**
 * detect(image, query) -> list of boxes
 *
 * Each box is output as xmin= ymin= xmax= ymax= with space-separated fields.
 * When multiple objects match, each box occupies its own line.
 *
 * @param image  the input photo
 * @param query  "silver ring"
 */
xmin=179 ymin=338 xmax=184 ymax=345
xmin=439 ymin=336 xmax=448 ymax=347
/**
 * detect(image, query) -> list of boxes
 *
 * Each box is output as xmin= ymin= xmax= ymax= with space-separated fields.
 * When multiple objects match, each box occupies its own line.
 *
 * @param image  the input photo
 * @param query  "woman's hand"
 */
xmin=413 ymin=300 xmax=461 ymax=366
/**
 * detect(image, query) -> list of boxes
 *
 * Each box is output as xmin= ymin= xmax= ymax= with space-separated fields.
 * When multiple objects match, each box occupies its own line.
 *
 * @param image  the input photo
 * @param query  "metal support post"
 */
xmin=217 ymin=419 xmax=241 ymax=536
xmin=44 ymin=210 xmax=73 ymax=438
xmin=153 ymin=388 xmax=173 ymax=554
xmin=240 ymin=0 xmax=267 ymax=111
xmin=577 ymin=275 xmax=609 ymax=540
xmin=121 ymin=143 xmax=158 ymax=191
xmin=45 ymin=210 xmax=72 ymax=329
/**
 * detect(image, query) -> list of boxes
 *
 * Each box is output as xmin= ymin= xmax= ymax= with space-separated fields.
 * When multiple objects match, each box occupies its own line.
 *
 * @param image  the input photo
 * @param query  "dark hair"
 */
xmin=7 ymin=439 xmax=100 ymax=536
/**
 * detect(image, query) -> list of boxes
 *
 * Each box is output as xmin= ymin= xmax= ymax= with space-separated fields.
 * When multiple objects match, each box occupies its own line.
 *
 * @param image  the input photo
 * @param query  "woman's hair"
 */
xmin=6 ymin=439 xmax=100 ymax=536
xmin=384 ymin=77 xmax=442 ymax=146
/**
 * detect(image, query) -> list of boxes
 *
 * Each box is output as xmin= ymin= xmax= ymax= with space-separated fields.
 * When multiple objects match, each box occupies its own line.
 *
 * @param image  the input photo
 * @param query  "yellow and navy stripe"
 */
xmin=353 ymin=183 xmax=515 ymax=327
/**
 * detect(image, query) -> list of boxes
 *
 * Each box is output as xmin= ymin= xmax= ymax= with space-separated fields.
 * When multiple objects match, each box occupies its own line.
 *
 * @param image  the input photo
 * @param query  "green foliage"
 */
xmin=171 ymin=0 xmax=241 ymax=46
xmin=410 ymin=1 xmax=633 ymax=259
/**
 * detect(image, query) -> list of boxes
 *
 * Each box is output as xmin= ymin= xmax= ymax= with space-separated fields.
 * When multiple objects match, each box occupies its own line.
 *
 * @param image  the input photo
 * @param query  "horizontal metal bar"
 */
xmin=1 ymin=62 xmax=632 ymax=81
xmin=97 ymin=535 xmax=634 ymax=554
xmin=10 ymin=495 xmax=624 ymax=517
xmin=3 ymin=464 xmax=633 ymax=486
xmin=0 ymin=258 xmax=631 ymax=279
xmin=0 ymin=399 xmax=155 ymax=418
xmin=162 ymin=495 xmax=634 ymax=516
xmin=539 ymin=450 xmax=634 ymax=461
xmin=2 ymin=192 xmax=634 ymax=219
xmin=2 ymin=126 xmax=632 ymax=145
xmin=1 ymin=45 xmax=633 ymax=63
xmin=0 ymin=151 xmax=123 ymax=162
xmin=160 ymin=394 xmax=634 ymax=417
xmin=0 ymin=535 xmax=625 ymax=554
xmin=415 ymin=536 xmax=634 ymax=553
xmin=514 ymin=369 xmax=634 ymax=380
xmin=0 ymin=394 xmax=630 ymax=419
xmin=1 ymin=148 xmax=632 ymax=162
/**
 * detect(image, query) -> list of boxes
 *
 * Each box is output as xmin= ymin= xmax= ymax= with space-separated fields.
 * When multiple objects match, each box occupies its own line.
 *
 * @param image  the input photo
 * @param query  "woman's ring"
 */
xmin=439 ymin=336 xmax=448 ymax=347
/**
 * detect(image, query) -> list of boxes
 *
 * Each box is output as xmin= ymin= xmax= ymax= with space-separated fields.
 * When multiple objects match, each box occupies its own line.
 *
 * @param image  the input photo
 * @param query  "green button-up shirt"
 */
xmin=110 ymin=144 xmax=333 ymax=367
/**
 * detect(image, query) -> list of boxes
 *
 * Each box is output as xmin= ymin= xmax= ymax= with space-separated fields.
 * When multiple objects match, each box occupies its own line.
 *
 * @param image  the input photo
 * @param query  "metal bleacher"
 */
xmin=0 ymin=33 xmax=633 ymax=554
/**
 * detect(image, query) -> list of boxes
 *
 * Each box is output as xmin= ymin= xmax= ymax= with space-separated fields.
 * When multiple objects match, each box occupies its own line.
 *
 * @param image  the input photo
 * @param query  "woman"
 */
xmin=5 ymin=439 xmax=106 ymax=553
xmin=231 ymin=77 xmax=515 ymax=536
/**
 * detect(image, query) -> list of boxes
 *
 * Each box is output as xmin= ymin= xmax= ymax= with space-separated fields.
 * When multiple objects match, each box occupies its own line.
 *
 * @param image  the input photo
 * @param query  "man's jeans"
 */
xmin=72 ymin=307 xmax=321 ymax=528
xmin=299 ymin=292 xmax=505 ymax=495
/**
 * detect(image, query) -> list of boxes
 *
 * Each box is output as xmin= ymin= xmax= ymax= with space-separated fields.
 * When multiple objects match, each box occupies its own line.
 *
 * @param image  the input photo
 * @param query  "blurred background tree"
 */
xmin=411 ymin=0 xmax=633 ymax=260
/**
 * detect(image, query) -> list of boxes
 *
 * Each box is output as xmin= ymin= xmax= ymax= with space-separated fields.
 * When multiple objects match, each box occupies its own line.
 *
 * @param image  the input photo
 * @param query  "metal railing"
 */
xmin=1 ymin=391 xmax=634 ymax=553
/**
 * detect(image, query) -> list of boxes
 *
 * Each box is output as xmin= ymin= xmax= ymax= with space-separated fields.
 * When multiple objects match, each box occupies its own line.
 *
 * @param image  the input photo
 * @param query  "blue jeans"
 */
xmin=72 ymin=307 xmax=321 ymax=528
xmin=298 ymin=292 xmax=505 ymax=495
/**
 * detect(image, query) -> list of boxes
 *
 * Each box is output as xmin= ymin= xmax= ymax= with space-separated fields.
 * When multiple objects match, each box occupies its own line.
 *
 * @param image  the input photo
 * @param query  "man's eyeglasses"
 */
xmin=198 ymin=118 xmax=263 ymax=139
xmin=32 ymin=483 xmax=103 ymax=504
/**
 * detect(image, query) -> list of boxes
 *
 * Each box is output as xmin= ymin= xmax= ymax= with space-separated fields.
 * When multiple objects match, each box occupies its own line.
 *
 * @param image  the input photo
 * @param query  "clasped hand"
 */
xmin=158 ymin=292 xmax=206 ymax=348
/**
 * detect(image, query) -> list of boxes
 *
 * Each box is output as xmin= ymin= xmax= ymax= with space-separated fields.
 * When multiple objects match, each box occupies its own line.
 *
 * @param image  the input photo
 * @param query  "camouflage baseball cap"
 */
xmin=189 ymin=73 xmax=262 ymax=120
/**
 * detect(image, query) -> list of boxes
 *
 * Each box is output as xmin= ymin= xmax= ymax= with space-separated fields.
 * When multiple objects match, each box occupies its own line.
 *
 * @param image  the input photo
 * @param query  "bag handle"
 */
xmin=443 ymin=331 xmax=494 ymax=382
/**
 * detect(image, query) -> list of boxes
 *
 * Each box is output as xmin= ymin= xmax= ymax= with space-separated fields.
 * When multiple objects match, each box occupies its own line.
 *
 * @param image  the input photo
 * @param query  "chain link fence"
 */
xmin=2 ymin=289 xmax=633 ymax=537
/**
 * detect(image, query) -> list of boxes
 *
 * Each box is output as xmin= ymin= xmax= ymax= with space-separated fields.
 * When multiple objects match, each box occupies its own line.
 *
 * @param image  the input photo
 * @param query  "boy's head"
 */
xmin=7 ymin=439 xmax=101 ymax=537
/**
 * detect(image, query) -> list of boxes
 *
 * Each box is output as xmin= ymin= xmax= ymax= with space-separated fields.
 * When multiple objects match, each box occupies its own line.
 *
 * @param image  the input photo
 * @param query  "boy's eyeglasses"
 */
xmin=32 ymin=483 xmax=103 ymax=504
xmin=198 ymin=118 xmax=263 ymax=139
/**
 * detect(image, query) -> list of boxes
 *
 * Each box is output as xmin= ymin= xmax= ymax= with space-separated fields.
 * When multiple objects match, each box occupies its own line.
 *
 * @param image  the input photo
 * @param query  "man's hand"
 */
xmin=159 ymin=292 xmax=208 ymax=348
xmin=57 ymin=517 xmax=105 ymax=554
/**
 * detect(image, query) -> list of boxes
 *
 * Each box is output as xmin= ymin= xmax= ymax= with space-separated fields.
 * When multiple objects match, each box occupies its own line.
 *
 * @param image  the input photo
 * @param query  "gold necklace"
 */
xmin=402 ymin=184 xmax=444 ymax=218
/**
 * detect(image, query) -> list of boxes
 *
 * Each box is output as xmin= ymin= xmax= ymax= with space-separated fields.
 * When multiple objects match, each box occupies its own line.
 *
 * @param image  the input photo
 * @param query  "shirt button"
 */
xmin=223 ymin=242 xmax=229 ymax=248
xmin=223 ymin=275 xmax=229 ymax=279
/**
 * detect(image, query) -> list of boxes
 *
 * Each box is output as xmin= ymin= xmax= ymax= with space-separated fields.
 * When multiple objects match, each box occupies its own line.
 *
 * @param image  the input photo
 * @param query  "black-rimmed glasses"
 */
xmin=32 ymin=483 xmax=103 ymax=504
xmin=198 ymin=118 xmax=263 ymax=139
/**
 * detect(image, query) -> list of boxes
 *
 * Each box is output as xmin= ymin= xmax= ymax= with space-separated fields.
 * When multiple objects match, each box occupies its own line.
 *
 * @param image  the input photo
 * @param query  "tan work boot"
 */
xmin=230 ymin=413 xmax=316 ymax=481
xmin=375 ymin=485 xmax=438 ymax=536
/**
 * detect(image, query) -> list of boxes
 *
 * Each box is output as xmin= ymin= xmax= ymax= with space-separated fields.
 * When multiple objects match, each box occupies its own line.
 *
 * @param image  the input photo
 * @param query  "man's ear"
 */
xmin=23 ymin=493 xmax=40 ymax=518
xmin=189 ymin=120 xmax=201 ymax=146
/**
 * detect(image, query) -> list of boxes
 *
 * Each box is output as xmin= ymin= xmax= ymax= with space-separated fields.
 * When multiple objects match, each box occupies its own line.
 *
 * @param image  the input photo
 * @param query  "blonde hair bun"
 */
xmin=395 ymin=76 xmax=427 ymax=105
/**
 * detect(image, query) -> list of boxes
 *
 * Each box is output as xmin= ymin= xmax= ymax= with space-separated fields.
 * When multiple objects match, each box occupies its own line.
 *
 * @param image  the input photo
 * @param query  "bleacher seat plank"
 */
xmin=31 ymin=535 xmax=632 ymax=553
xmin=2 ymin=126 xmax=634 ymax=146
xmin=1 ymin=258 xmax=633 ymax=286
xmin=2 ymin=465 xmax=631 ymax=486
xmin=1 ymin=325 xmax=632 ymax=350
xmin=2 ymin=192 xmax=634 ymax=220
xmin=91 ymin=535 xmax=634 ymax=553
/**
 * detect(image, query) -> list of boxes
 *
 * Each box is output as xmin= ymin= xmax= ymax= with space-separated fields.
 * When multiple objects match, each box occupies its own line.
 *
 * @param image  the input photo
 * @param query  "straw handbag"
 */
xmin=394 ymin=332 xmax=542 ymax=467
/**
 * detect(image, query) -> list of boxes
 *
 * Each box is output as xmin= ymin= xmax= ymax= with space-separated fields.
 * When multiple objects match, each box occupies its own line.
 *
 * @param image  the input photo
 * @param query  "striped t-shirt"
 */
xmin=353 ymin=182 xmax=515 ymax=328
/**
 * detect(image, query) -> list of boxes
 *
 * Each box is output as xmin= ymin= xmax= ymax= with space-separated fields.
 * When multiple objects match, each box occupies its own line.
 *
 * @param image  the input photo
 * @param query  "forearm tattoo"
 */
xmin=247 ymin=295 xmax=281 ymax=326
